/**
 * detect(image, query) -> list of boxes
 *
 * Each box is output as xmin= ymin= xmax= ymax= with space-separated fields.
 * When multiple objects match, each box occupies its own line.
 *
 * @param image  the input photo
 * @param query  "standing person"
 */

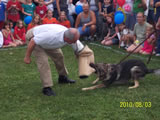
xmin=126 ymin=12 xmax=150 ymax=53
xmin=147 ymin=0 xmax=154 ymax=24
xmin=154 ymin=0 xmax=160 ymax=56
xmin=56 ymin=0 xmax=68 ymax=18
xmin=132 ymin=0 xmax=147 ymax=26
xmin=0 ymin=0 xmax=6 ymax=30
xmin=22 ymin=0 xmax=36 ymax=19
xmin=57 ymin=11 xmax=71 ymax=28
xmin=75 ymin=2 xmax=96 ymax=40
xmin=6 ymin=0 xmax=21 ymax=26
xmin=24 ymin=24 xmax=85 ymax=96
xmin=154 ymin=0 xmax=160 ymax=22
xmin=35 ymin=0 xmax=47 ymax=20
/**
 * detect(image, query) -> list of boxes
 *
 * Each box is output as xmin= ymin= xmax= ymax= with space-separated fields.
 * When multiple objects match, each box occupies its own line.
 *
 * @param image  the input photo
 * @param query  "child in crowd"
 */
xmin=57 ymin=11 xmax=71 ymax=28
xmin=100 ymin=0 xmax=113 ymax=17
xmin=118 ymin=23 xmax=133 ymax=48
xmin=2 ymin=21 xmax=17 ymax=47
xmin=139 ymin=25 xmax=156 ymax=55
xmin=14 ymin=20 xmax=26 ymax=45
xmin=0 ymin=0 xmax=5 ymax=30
xmin=42 ymin=10 xmax=58 ymax=24
xmin=9 ymin=21 xmax=14 ymax=33
xmin=27 ymin=14 xmax=41 ymax=30
xmin=6 ymin=0 xmax=21 ymax=26
xmin=35 ymin=0 xmax=47 ymax=20
xmin=22 ymin=0 xmax=36 ymax=19
xmin=101 ymin=14 xmax=119 ymax=46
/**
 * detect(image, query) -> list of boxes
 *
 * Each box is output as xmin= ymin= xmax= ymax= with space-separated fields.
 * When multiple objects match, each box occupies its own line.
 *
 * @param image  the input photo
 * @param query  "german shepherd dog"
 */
xmin=82 ymin=59 xmax=160 ymax=91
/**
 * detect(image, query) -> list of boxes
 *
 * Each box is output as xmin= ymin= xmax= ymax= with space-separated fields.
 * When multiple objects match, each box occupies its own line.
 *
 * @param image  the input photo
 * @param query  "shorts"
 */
xmin=78 ymin=26 xmax=90 ymax=36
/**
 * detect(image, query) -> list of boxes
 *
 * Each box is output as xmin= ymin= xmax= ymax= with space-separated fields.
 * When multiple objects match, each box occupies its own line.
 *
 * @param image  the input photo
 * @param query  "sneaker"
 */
xmin=42 ymin=87 xmax=56 ymax=96
xmin=58 ymin=75 xmax=75 ymax=84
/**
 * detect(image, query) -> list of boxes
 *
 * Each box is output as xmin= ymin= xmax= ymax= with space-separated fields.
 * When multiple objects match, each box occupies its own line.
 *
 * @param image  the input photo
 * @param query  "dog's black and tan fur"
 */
xmin=82 ymin=59 xmax=160 ymax=91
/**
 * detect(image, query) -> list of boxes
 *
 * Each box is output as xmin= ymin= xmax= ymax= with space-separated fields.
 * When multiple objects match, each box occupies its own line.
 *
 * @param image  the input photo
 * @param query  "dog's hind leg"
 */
xmin=92 ymin=78 xmax=99 ymax=85
xmin=128 ymin=80 xmax=139 ymax=89
xmin=82 ymin=84 xmax=105 ymax=91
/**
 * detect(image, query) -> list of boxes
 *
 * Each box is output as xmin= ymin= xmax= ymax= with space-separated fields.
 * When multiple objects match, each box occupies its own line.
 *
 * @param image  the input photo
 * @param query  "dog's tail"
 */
xmin=147 ymin=69 xmax=160 ymax=75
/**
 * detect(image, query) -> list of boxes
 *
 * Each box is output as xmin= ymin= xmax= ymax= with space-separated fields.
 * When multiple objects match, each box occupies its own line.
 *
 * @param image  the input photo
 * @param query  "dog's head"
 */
xmin=90 ymin=63 xmax=117 ymax=81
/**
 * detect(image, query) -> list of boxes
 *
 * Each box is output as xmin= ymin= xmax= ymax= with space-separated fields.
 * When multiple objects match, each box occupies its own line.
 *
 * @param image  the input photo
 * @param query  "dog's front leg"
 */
xmin=92 ymin=78 xmax=99 ymax=84
xmin=82 ymin=84 xmax=105 ymax=91
xmin=128 ymin=80 xmax=139 ymax=89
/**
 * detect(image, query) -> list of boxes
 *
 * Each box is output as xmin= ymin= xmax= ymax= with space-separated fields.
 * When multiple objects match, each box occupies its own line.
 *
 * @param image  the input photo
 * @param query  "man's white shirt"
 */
xmin=33 ymin=24 xmax=84 ymax=52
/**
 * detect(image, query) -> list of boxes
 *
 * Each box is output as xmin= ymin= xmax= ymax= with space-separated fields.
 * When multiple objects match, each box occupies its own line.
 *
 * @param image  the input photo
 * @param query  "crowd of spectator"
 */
xmin=0 ymin=0 xmax=160 ymax=56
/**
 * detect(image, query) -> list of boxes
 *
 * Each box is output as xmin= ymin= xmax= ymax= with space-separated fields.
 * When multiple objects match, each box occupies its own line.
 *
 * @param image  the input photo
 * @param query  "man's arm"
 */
xmin=71 ymin=40 xmax=84 ymax=53
xmin=24 ymin=39 xmax=36 ymax=64
xmin=156 ymin=17 xmax=160 ymax=30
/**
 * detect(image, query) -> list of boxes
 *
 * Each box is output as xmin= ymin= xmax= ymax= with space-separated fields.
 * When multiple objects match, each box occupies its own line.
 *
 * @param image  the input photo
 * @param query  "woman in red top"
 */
xmin=14 ymin=20 xmax=26 ymax=45
xmin=7 ymin=0 xmax=21 ymax=26
xmin=57 ymin=11 xmax=71 ymax=28
xmin=27 ymin=14 xmax=41 ymax=31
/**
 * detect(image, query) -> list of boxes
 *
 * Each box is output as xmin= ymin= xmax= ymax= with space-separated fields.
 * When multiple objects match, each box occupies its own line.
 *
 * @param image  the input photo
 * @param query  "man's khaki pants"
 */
xmin=26 ymin=29 xmax=68 ymax=88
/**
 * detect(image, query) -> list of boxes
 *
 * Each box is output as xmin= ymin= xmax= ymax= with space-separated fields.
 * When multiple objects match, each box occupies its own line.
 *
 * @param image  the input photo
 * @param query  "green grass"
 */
xmin=0 ymin=42 xmax=160 ymax=120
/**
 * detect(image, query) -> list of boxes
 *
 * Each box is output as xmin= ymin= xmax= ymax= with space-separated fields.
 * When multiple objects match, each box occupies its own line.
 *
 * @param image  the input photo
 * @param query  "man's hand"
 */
xmin=82 ymin=24 xmax=87 ymax=31
xmin=24 ymin=57 xmax=31 ymax=64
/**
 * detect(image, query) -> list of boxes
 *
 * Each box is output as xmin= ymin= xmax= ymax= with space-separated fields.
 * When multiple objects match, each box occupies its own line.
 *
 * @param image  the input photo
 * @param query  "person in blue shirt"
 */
xmin=0 ymin=0 xmax=5 ymax=30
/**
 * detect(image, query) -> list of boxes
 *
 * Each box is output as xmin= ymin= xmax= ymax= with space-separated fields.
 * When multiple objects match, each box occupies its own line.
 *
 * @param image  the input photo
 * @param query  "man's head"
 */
xmin=83 ymin=3 xmax=89 ymax=13
xmin=136 ymin=12 xmax=145 ymax=24
xmin=64 ymin=28 xmax=80 ymax=44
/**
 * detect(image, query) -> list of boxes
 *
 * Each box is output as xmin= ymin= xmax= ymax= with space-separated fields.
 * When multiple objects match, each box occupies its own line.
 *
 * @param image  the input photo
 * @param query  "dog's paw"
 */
xmin=82 ymin=88 xmax=88 ymax=91
xmin=92 ymin=81 xmax=97 ymax=85
xmin=128 ymin=86 xmax=136 ymax=89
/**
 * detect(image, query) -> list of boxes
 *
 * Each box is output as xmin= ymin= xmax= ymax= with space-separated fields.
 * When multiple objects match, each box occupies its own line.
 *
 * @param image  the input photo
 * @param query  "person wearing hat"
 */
xmin=24 ymin=24 xmax=94 ymax=96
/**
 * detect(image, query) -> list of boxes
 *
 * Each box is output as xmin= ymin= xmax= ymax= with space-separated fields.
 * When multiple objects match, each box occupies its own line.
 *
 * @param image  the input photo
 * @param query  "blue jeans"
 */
xmin=78 ymin=26 xmax=90 ymax=36
xmin=156 ymin=31 xmax=160 ymax=54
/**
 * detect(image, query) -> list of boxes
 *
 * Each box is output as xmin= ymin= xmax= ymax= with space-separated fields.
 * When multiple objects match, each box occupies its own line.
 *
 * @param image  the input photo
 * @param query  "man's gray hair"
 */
xmin=64 ymin=28 xmax=79 ymax=40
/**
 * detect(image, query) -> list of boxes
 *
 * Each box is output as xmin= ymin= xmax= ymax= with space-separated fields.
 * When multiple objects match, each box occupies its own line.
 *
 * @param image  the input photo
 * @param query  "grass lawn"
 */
xmin=0 ymin=42 xmax=160 ymax=120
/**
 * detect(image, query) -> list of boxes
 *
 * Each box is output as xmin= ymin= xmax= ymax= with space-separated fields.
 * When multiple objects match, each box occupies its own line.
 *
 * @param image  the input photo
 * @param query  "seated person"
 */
xmin=139 ymin=25 xmax=156 ymax=55
xmin=126 ymin=12 xmax=150 ymax=53
xmin=14 ymin=20 xmax=26 ymax=45
xmin=101 ymin=14 xmax=119 ymax=46
xmin=57 ymin=11 xmax=71 ymax=28
xmin=118 ymin=23 xmax=134 ymax=48
xmin=75 ymin=2 xmax=96 ymax=40
xmin=2 ymin=21 xmax=18 ymax=47
xmin=42 ymin=9 xmax=58 ymax=24
xmin=27 ymin=14 xmax=42 ymax=31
